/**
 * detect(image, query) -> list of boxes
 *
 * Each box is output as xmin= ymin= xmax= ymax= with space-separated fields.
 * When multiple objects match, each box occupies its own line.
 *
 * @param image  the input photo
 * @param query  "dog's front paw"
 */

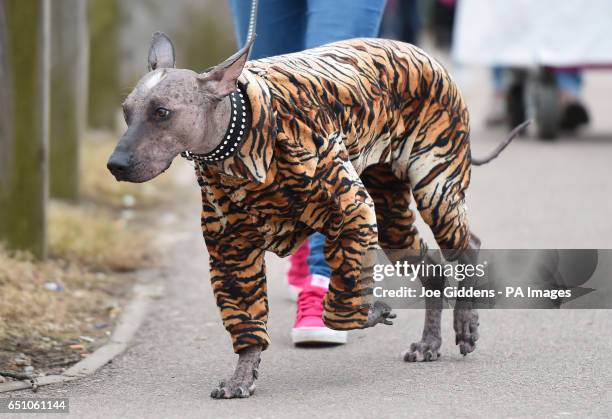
xmin=403 ymin=336 xmax=442 ymax=362
xmin=363 ymin=301 xmax=396 ymax=328
xmin=454 ymin=307 xmax=479 ymax=356
xmin=210 ymin=378 xmax=255 ymax=399
xmin=211 ymin=345 xmax=261 ymax=399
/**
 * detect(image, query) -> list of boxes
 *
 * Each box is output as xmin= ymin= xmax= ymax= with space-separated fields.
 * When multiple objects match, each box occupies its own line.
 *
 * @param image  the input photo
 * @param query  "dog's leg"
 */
xmin=453 ymin=232 xmax=481 ymax=355
xmin=406 ymin=236 xmax=482 ymax=359
xmin=317 ymin=161 xmax=394 ymax=330
xmin=205 ymin=235 xmax=269 ymax=398
xmin=322 ymin=207 xmax=396 ymax=329
xmin=409 ymin=101 xmax=480 ymax=357
xmin=404 ymin=253 xmax=445 ymax=362
xmin=360 ymin=164 xmax=442 ymax=359
xmin=211 ymin=345 xmax=262 ymax=399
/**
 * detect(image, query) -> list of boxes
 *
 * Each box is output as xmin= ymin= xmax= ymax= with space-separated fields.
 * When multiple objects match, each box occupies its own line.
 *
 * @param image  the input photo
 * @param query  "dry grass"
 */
xmin=81 ymin=133 xmax=177 ymax=209
xmin=0 ymin=246 xmax=132 ymax=374
xmin=49 ymin=203 xmax=155 ymax=272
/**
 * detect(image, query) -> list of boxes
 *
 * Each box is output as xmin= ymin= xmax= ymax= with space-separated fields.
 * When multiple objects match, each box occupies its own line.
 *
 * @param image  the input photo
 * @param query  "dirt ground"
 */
xmin=0 ymin=256 xmax=133 ymax=377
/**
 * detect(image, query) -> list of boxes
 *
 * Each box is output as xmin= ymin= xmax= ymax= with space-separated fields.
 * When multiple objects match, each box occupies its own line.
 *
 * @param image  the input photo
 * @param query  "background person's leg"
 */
xmin=485 ymin=66 xmax=507 ymax=126
xmin=305 ymin=0 xmax=386 ymax=49
xmin=228 ymin=0 xmax=306 ymax=59
xmin=555 ymin=69 xmax=583 ymax=99
xmin=555 ymin=69 xmax=589 ymax=130
xmin=380 ymin=0 xmax=421 ymax=45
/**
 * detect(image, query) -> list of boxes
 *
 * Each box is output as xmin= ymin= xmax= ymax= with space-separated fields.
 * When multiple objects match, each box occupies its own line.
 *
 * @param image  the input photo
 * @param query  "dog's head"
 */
xmin=107 ymin=32 xmax=253 ymax=183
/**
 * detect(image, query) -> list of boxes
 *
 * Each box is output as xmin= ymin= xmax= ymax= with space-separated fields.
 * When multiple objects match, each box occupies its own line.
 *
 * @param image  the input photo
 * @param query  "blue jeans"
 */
xmin=555 ymin=70 xmax=583 ymax=98
xmin=228 ymin=0 xmax=386 ymax=278
xmin=228 ymin=0 xmax=386 ymax=59
xmin=491 ymin=67 xmax=583 ymax=98
xmin=491 ymin=66 xmax=505 ymax=94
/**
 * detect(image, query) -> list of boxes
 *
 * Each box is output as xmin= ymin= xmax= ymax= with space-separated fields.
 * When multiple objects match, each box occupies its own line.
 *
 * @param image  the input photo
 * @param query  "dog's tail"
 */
xmin=471 ymin=120 xmax=531 ymax=166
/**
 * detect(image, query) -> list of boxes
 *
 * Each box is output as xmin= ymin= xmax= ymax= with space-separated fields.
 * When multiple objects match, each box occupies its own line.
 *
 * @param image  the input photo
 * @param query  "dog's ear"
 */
xmin=198 ymin=36 xmax=255 ymax=98
xmin=148 ymin=32 xmax=176 ymax=71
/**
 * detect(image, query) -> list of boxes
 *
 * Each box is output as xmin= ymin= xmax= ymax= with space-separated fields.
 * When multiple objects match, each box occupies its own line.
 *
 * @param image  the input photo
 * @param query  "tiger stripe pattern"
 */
xmin=195 ymin=38 xmax=473 ymax=353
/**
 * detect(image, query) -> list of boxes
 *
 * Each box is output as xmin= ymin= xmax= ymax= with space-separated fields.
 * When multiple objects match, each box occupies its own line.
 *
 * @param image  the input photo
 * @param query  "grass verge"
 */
xmin=0 ymin=246 xmax=131 ymax=376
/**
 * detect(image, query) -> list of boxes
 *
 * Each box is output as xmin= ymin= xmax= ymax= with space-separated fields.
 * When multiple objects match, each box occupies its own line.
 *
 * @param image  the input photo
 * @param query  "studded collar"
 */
xmin=193 ymin=68 xmax=278 ymax=184
xmin=181 ymin=83 xmax=252 ymax=163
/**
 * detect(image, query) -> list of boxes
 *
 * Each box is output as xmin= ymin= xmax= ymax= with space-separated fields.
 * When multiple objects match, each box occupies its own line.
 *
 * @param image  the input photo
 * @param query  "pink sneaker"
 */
xmin=287 ymin=241 xmax=310 ymax=301
xmin=291 ymin=274 xmax=348 ymax=345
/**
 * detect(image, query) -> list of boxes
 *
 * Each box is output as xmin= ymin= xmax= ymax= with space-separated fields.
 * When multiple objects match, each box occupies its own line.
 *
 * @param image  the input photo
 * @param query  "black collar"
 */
xmin=181 ymin=83 xmax=251 ymax=163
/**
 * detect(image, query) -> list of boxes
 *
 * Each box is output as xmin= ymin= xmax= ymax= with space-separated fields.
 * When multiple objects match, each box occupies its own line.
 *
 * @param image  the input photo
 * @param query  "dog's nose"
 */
xmin=107 ymin=153 xmax=131 ymax=177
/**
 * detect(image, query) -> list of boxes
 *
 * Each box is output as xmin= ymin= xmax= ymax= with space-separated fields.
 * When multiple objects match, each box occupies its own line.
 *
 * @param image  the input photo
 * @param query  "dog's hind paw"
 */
xmin=454 ymin=307 xmax=479 ymax=356
xmin=210 ymin=379 xmax=255 ymax=399
xmin=403 ymin=338 xmax=441 ymax=362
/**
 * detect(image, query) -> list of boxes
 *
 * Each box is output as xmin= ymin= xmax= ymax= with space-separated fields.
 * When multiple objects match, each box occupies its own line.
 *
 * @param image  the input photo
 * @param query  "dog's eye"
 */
xmin=154 ymin=107 xmax=171 ymax=119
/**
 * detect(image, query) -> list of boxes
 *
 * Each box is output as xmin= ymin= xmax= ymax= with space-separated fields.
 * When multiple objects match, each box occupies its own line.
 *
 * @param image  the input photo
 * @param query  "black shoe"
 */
xmin=560 ymin=102 xmax=590 ymax=131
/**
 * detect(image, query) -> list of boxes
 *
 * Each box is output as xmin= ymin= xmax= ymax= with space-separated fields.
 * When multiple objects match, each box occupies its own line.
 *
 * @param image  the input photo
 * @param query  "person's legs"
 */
xmin=292 ymin=233 xmax=348 ymax=344
xmin=228 ymin=0 xmax=343 ymax=344
xmin=305 ymin=0 xmax=386 ymax=49
xmin=230 ymin=0 xmax=388 ymax=345
xmin=286 ymin=237 xmax=309 ymax=300
xmin=229 ymin=0 xmax=312 ymax=306
xmin=485 ymin=66 xmax=507 ymax=126
xmin=491 ymin=66 xmax=506 ymax=94
xmin=289 ymin=0 xmax=387 ymax=345
xmin=305 ymin=233 xmax=331 ymax=278
xmin=228 ymin=0 xmax=306 ymax=59
xmin=554 ymin=69 xmax=589 ymax=130
xmin=555 ymin=69 xmax=583 ymax=99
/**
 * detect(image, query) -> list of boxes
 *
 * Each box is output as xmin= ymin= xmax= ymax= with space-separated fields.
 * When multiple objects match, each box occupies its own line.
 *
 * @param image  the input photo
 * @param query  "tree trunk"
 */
xmin=87 ymin=0 xmax=119 ymax=130
xmin=0 ymin=0 xmax=50 ymax=259
xmin=49 ymin=0 xmax=88 ymax=200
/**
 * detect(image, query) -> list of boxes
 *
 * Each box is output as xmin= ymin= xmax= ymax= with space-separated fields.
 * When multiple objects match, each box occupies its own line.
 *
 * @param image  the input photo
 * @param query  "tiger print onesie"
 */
xmin=195 ymin=38 xmax=472 ymax=353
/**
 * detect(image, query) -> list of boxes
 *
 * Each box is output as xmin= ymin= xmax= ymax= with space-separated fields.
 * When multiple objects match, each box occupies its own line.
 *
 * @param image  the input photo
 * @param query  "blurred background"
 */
xmin=1 ymin=0 xmax=611 ymax=380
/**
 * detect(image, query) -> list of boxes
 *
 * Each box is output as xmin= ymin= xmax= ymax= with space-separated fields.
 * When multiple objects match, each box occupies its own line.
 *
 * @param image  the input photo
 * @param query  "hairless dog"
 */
xmin=108 ymin=33 xmax=526 ymax=398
